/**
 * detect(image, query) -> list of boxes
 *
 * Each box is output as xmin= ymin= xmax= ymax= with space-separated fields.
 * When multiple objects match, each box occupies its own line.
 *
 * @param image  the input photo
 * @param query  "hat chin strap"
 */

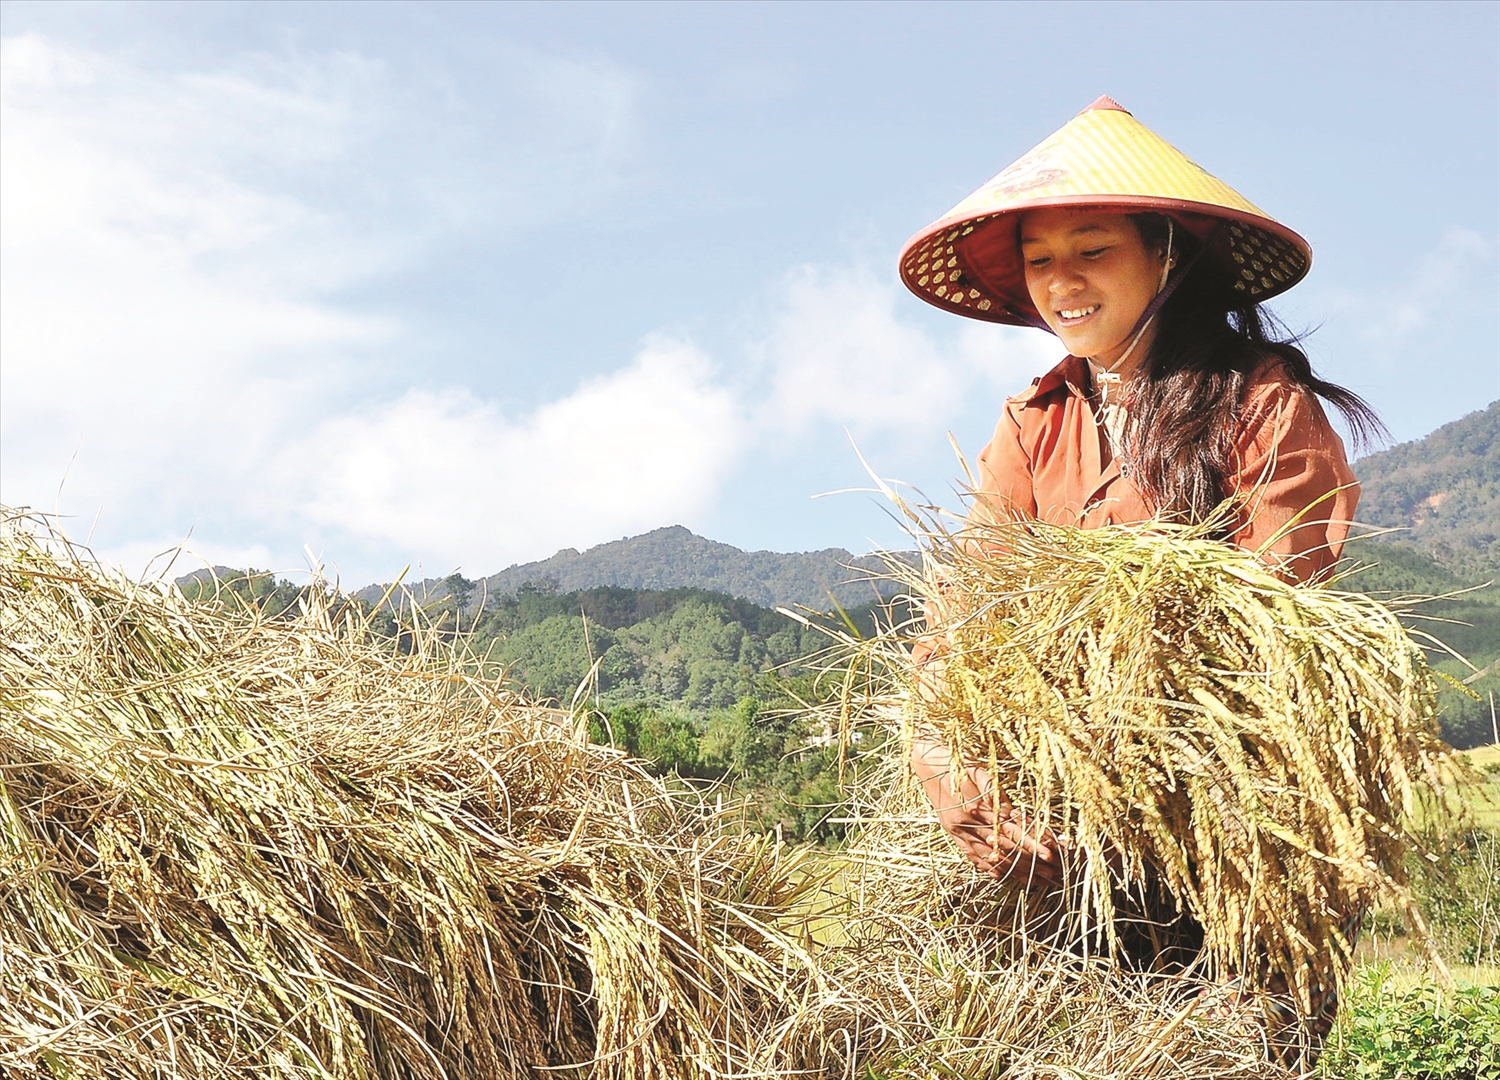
xmin=1095 ymin=311 xmax=1156 ymax=379
xmin=1091 ymin=219 xmax=1217 ymax=377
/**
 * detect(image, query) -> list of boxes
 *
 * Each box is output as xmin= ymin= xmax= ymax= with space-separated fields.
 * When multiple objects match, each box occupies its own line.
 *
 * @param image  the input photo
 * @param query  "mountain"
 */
xmin=1351 ymin=400 xmax=1499 ymax=579
xmin=354 ymin=526 xmax=905 ymax=612
xmin=175 ymin=566 xmax=242 ymax=586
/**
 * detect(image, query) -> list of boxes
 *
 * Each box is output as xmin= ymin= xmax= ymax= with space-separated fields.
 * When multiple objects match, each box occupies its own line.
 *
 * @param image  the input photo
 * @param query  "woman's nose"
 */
xmin=1049 ymin=267 xmax=1086 ymax=296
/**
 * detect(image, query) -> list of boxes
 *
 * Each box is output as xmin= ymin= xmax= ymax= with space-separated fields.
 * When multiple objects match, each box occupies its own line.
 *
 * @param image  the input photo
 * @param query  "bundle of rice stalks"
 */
xmin=829 ymin=511 xmax=1448 ymax=1028
xmin=774 ymin=934 xmax=1299 ymax=1079
xmin=0 ymin=512 xmax=822 ymax=1079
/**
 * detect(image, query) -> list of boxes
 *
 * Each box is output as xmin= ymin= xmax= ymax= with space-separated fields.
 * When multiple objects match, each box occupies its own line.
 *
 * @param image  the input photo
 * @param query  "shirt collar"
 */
xmin=1028 ymin=354 xmax=1093 ymax=403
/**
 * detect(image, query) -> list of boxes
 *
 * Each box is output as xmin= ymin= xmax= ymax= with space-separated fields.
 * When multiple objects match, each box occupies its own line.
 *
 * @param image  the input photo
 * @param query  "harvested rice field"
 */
xmin=3 ymin=508 xmax=1495 ymax=1079
xmin=1456 ymin=744 xmax=1500 ymax=830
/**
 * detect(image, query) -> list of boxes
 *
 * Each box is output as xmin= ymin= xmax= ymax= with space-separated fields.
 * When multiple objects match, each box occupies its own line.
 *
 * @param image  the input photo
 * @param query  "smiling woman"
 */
xmin=898 ymin=96 xmax=1390 ymax=1064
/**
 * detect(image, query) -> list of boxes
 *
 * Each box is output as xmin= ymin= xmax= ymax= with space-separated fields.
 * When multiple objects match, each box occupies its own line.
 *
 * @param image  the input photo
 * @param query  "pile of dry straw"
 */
xmin=1 ymin=506 xmax=1442 ymax=1078
xmin=0 ymin=513 xmax=825 ymax=1079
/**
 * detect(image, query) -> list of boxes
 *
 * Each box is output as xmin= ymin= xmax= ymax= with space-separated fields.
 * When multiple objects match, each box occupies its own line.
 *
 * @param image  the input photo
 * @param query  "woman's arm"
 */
xmin=909 ymin=730 xmax=1066 ymax=884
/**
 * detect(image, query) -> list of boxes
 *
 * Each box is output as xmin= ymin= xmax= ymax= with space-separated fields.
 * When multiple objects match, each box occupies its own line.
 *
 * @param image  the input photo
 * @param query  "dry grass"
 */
xmin=0 ymin=511 xmax=824 ymax=1079
xmin=766 ymin=750 xmax=1305 ymax=1079
xmin=1 ymin=507 xmax=1409 ymax=1079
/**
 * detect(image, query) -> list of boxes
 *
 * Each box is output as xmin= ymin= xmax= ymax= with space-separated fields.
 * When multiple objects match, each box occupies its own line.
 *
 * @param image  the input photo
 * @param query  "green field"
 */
xmin=1323 ymin=741 xmax=1499 ymax=1077
xmin=1457 ymin=743 xmax=1500 ymax=829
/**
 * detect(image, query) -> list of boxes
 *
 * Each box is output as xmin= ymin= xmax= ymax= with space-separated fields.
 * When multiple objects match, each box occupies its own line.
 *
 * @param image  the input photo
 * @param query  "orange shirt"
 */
xmin=971 ymin=354 xmax=1360 ymax=585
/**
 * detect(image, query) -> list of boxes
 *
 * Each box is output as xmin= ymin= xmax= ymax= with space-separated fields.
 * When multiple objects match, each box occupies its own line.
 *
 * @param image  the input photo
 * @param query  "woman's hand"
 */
xmin=909 ymin=731 xmax=1066 ymax=886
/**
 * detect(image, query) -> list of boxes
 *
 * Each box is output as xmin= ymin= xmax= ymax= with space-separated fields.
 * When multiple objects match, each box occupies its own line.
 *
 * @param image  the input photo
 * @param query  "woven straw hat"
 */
xmin=899 ymin=97 xmax=1311 ymax=327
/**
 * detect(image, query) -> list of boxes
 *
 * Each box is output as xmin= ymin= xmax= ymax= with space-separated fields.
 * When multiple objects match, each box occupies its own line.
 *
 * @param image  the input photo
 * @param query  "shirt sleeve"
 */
xmin=971 ymin=401 xmax=1038 ymax=527
xmin=1229 ymin=377 xmax=1360 ymax=584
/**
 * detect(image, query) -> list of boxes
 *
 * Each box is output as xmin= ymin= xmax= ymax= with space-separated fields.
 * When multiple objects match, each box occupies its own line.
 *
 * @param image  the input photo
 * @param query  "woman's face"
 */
xmin=1020 ymin=208 xmax=1166 ymax=371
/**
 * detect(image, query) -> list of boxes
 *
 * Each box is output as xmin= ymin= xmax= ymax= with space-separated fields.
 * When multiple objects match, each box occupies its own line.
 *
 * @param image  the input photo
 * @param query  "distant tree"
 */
xmin=498 ymin=615 xmax=615 ymax=704
xmin=442 ymin=573 xmax=475 ymax=614
xmin=178 ymin=568 xmax=311 ymax=619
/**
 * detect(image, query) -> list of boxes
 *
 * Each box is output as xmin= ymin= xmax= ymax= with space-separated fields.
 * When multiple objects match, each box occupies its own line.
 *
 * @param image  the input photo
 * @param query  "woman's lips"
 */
xmin=1055 ymin=303 xmax=1100 ymax=327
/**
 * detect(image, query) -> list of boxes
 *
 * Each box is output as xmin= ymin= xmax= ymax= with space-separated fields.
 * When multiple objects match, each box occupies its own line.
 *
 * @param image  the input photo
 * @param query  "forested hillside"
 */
xmin=465 ymin=583 xmax=835 ymax=709
xmin=1337 ymin=541 xmax=1498 ymax=749
xmin=355 ymin=526 xmax=900 ymax=612
xmin=1354 ymin=400 xmax=1499 ymax=578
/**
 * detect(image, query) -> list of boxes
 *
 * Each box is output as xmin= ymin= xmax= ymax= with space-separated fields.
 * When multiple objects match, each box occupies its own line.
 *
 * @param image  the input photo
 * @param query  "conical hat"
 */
xmin=899 ymin=97 xmax=1311 ymax=327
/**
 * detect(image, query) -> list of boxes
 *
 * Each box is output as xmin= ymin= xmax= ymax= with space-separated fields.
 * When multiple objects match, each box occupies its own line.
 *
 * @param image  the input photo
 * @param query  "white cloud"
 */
xmin=0 ymin=32 xmax=656 ymax=578
xmin=1334 ymin=227 xmax=1498 ymax=361
xmin=0 ymin=31 xmax=1057 ymax=583
xmin=282 ymin=339 xmax=744 ymax=570
xmin=0 ymin=33 xmax=397 ymax=521
xmin=755 ymin=264 xmax=1057 ymax=442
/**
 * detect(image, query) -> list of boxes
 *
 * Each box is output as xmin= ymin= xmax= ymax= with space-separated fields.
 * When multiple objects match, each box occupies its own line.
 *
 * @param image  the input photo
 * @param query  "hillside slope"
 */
xmin=1353 ymin=400 xmax=1499 ymax=578
xmin=477 ymin=526 xmax=899 ymax=608
xmin=355 ymin=526 xmax=902 ymax=612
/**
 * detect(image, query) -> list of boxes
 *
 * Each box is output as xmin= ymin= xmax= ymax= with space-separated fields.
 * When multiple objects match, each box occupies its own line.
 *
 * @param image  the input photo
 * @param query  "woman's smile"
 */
xmin=1056 ymin=303 xmax=1101 ymax=325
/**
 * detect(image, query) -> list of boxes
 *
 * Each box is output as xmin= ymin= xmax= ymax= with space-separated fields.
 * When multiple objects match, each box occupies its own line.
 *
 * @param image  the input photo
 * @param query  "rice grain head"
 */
xmin=824 ymin=508 xmax=1449 ymax=1030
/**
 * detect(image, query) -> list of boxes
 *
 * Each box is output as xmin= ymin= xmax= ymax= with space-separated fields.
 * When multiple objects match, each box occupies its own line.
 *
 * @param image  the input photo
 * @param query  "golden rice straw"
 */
xmin=835 ymin=502 xmax=1447 ymax=1023
xmin=0 ymin=510 xmax=825 ymax=1079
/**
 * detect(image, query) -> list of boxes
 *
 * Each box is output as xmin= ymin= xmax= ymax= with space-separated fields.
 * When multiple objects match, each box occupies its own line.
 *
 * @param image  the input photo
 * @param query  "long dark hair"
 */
xmin=1119 ymin=214 xmax=1385 ymax=523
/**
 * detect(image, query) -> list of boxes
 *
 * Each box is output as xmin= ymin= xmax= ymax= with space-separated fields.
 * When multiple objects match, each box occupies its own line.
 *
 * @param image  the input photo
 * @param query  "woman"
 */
xmin=900 ymin=99 xmax=1381 ymax=964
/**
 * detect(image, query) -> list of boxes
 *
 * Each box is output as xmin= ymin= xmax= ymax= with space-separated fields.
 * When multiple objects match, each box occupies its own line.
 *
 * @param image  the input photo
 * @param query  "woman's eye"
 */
xmin=1027 ymin=256 xmax=1051 ymax=269
xmin=1081 ymin=247 xmax=1108 ymax=258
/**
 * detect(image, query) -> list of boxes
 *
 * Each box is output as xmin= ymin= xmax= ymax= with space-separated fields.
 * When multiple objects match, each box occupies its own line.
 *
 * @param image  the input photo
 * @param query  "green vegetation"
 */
xmin=1338 ymin=540 xmax=1499 ymax=750
xmin=1336 ymin=746 xmax=1500 ymax=1075
xmin=1371 ymin=745 xmax=1500 ymax=969
xmin=467 ymin=582 xmax=824 ymax=708
xmin=1355 ymin=400 xmax=1499 ymax=579
xmin=454 ymin=583 xmax=904 ymax=841
xmin=1318 ymin=968 xmax=1500 ymax=1079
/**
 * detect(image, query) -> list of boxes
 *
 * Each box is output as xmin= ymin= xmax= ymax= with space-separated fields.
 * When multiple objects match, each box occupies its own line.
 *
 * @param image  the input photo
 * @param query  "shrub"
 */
xmin=1319 ymin=966 xmax=1500 ymax=1079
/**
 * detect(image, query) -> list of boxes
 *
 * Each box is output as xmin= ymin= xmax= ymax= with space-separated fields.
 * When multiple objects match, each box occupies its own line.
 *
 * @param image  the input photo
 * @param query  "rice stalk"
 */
xmin=752 ymin=746 xmax=1307 ymax=1079
xmin=813 ymin=502 xmax=1449 ymax=1050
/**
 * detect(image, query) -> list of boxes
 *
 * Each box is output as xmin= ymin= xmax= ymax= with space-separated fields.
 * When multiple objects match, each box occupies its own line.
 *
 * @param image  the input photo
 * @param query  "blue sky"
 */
xmin=2 ymin=1 xmax=1497 ymax=586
